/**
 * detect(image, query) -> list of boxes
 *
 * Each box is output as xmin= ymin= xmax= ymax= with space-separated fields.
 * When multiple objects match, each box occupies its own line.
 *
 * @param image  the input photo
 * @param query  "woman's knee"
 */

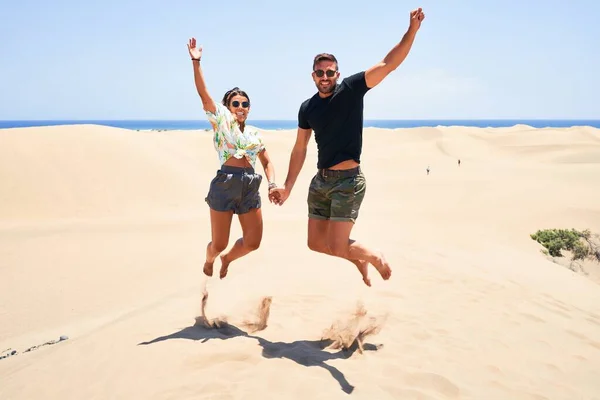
xmin=244 ymin=236 xmax=261 ymax=251
xmin=211 ymin=240 xmax=228 ymax=253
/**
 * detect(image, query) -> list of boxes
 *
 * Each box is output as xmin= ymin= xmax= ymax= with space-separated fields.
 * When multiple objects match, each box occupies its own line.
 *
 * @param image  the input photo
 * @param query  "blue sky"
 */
xmin=1 ymin=0 xmax=598 ymax=120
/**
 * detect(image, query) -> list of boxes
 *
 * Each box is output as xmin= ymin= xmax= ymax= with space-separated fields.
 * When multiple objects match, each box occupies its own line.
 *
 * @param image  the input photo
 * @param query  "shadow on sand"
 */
xmin=138 ymin=319 xmax=381 ymax=394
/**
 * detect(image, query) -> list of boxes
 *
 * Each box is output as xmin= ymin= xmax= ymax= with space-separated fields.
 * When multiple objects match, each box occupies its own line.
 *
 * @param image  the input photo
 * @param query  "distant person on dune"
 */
xmin=270 ymin=8 xmax=426 ymax=286
xmin=458 ymin=159 xmax=461 ymax=167
xmin=187 ymin=38 xmax=278 ymax=279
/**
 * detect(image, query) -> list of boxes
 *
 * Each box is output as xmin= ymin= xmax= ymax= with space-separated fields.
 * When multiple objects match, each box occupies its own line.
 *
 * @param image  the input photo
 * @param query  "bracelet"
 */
xmin=268 ymin=182 xmax=277 ymax=189
xmin=191 ymin=58 xmax=200 ymax=61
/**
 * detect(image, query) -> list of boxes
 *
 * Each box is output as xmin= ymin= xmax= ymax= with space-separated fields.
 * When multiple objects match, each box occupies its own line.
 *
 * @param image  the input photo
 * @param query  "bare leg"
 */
xmin=219 ymin=207 xmax=263 ymax=279
xmin=308 ymin=218 xmax=372 ymax=286
xmin=204 ymin=209 xmax=234 ymax=277
xmin=327 ymin=220 xmax=391 ymax=281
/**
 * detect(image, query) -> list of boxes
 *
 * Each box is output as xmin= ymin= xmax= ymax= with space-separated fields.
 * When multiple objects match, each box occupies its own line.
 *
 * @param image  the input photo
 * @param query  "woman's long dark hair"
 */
xmin=221 ymin=87 xmax=250 ymax=107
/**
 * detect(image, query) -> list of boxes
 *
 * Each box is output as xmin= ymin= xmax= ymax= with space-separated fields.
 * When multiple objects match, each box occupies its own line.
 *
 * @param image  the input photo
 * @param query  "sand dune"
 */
xmin=0 ymin=125 xmax=215 ymax=224
xmin=1 ymin=124 xmax=600 ymax=399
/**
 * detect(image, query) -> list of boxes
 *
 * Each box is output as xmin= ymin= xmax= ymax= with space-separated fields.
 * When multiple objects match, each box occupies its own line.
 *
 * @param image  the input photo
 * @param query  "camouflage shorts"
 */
xmin=307 ymin=167 xmax=366 ymax=223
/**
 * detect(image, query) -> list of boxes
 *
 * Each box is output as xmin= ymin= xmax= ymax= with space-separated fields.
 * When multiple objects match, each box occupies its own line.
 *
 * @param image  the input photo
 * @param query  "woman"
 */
xmin=187 ymin=37 xmax=277 ymax=279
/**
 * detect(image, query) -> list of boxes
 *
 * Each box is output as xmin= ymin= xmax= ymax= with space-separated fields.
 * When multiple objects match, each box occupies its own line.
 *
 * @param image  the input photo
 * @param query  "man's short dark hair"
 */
xmin=312 ymin=53 xmax=338 ymax=70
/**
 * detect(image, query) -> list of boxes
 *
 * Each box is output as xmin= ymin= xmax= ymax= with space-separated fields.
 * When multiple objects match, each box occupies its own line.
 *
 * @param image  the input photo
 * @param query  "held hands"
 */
xmin=187 ymin=37 xmax=202 ymax=60
xmin=268 ymin=185 xmax=290 ymax=206
xmin=409 ymin=8 xmax=425 ymax=31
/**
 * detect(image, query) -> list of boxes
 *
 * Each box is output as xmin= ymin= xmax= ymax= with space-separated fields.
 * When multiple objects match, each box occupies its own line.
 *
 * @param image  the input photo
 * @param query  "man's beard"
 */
xmin=316 ymin=81 xmax=336 ymax=94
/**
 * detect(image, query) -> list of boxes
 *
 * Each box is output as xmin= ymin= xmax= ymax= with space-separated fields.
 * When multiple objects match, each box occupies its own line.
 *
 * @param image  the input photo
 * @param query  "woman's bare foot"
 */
xmin=203 ymin=262 xmax=213 ymax=277
xmin=204 ymin=242 xmax=215 ymax=277
xmin=373 ymin=252 xmax=392 ymax=280
xmin=353 ymin=260 xmax=371 ymax=286
xmin=219 ymin=254 xmax=231 ymax=279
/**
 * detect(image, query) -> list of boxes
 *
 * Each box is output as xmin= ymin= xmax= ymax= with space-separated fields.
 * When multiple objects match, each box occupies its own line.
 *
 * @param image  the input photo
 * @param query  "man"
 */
xmin=270 ymin=8 xmax=425 ymax=286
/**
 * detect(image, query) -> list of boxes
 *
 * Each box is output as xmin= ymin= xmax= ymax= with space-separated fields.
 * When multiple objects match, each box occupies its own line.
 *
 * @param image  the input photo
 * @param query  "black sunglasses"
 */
xmin=314 ymin=69 xmax=337 ymax=78
xmin=231 ymin=100 xmax=249 ymax=108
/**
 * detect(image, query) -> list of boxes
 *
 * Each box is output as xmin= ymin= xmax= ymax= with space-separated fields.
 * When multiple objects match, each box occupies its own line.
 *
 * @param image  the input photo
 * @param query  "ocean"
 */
xmin=1 ymin=120 xmax=599 ymax=131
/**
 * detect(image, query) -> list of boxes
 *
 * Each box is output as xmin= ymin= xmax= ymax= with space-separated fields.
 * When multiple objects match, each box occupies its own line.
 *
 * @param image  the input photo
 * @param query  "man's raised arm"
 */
xmin=365 ymin=8 xmax=425 ymax=89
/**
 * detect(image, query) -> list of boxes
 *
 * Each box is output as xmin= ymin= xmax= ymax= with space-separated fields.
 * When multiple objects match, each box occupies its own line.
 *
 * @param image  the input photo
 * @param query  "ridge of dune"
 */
xmin=0 ymin=124 xmax=214 ymax=223
xmin=1 ymin=124 xmax=600 ymax=400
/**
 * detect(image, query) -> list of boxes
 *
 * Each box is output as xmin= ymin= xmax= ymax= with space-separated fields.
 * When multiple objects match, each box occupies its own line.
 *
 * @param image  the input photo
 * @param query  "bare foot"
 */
xmin=203 ymin=242 xmax=214 ymax=277
xmin=219 ymin=254 xmax=230 ymax=279
xmin=374 ymin=252 xmax=392 ymax=280
xmin=353 ymin=260 xmax=371 ymax=287
xmin=203 ymin=262 xmax=213 ymax=277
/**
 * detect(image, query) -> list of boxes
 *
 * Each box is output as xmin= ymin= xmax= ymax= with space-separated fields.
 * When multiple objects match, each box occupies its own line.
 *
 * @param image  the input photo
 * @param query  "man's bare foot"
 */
xmin=353 ymin=260 xmax=371 ymax=286
xmin=373 ymin=252 xmax=392 ymax=280
xmin=219 ymin=254 xmax=231 ymax=279
xmin=203 ymin=262 xmax=213 ymax=277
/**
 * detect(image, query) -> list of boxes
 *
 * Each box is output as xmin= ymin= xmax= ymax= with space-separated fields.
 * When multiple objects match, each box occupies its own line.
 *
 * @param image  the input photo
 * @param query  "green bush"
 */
xmin=530 ymin=228 xmax=599 ymax=262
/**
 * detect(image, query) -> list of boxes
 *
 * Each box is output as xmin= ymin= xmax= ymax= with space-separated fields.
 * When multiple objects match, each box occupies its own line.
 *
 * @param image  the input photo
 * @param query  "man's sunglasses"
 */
xmin=231 ymin=100 xmax=249 ymax=108
xmin=314 ymin=69 xmax=337 ymax=78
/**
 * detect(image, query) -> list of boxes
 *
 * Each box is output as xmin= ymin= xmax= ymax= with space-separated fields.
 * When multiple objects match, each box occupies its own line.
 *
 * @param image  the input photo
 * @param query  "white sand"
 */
xmin=1 ymin=123 xmax=600 ymax=399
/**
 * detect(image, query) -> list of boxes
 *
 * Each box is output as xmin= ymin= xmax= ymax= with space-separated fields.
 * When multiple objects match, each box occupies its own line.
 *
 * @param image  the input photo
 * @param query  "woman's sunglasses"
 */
xmin=314 ymin=69 xmax=337 ymax=78
xmin=231 ymin=100 xmax=249 ymax=108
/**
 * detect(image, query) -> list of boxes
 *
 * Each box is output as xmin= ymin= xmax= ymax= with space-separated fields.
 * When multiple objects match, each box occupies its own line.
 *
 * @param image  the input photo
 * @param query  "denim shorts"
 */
xmin=205 ymin=165 xmax=263 ymax=214
xmin=307 ymin=166 xmax=366 ymax=223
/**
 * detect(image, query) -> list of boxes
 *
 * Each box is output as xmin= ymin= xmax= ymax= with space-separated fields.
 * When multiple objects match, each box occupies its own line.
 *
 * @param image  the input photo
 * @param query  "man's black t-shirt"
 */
xmin=298 ymin=71 xmax=371 ymax=170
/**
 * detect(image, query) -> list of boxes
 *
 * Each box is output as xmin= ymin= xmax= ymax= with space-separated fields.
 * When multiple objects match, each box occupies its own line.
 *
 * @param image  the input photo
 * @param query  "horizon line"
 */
xmin=2 ymin=118 xmax=600 ymax=122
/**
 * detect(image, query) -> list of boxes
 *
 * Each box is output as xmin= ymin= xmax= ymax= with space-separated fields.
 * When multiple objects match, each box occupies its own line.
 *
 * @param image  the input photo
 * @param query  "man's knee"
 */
xmin=329 ymin=241 xmax=350 ymax=258
xmin=308 ymin=230 xmax=331 ymax=254
xmin=307 ymin=237 xmax=327 ymax=253
xmin=307 ymin=217 xmax=330 ymax=253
